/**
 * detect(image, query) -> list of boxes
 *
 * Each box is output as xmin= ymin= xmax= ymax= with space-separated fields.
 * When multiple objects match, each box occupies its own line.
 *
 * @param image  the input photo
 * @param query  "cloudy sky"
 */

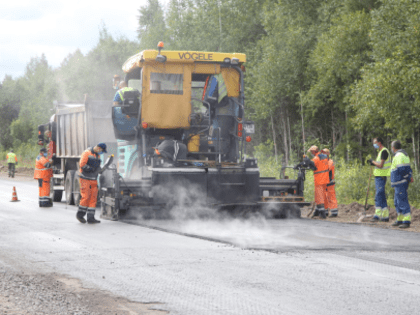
xmin=0 ymin=0 xmax=169 ymax=80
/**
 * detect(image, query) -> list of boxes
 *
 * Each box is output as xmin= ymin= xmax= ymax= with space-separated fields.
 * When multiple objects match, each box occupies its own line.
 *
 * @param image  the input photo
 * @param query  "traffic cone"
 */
xmin=10 ymin=186 xmax=20 ymax=202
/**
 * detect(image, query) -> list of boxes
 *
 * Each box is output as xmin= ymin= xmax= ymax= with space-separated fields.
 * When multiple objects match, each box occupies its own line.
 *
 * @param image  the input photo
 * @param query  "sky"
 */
xmin=0 ymin=0 xmax=169 ymax=80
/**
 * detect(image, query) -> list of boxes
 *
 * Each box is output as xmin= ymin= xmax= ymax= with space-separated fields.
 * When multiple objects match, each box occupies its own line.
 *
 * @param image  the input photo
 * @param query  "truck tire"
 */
xmin=73 ymin=173 xmax=81 ymax=207
xmin=53 ymin=189 xmax=63 ymax=202
xmin=49 ymin=177 xmax=63 ymax=202
xmin=65 ymin=170 xmax=75 ymax=205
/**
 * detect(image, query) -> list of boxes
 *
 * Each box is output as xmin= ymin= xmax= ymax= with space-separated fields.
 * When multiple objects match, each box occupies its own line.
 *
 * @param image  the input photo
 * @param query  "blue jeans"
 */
xmin=375 ymin=176 xmax=388 ymax=209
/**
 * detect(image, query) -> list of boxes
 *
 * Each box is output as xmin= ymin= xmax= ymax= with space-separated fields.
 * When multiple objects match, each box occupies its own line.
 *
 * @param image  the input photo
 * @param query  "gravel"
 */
xmin=0 ymin=266 xmax=167 ymax=315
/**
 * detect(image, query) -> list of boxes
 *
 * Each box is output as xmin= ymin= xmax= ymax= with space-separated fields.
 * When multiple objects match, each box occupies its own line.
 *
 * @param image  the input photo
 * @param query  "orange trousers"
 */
xmin=79 ymin=178 xmax=98 ymax=209
xmin=314 ymin=184 xmax=327 ymax=206
xmin=38 ymin=178 xmax=51 ymax=198
xmin=325 ymin=184 xmax=338 ymax=210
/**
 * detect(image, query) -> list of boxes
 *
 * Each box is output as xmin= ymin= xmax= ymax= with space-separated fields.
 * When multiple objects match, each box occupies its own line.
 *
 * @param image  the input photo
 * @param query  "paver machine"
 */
xmin=99 ymin=43 xmax=311 ymax=220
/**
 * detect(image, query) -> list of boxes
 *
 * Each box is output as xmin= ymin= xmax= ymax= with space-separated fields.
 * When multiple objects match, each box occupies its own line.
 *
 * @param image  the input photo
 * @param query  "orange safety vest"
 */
xmin=312 ymin=152 xmax=330 ymax=185
xmin=79 ymin=148 xmax=101 ymax=181
xmin=34 ymin=155 xmax=52 ymax=179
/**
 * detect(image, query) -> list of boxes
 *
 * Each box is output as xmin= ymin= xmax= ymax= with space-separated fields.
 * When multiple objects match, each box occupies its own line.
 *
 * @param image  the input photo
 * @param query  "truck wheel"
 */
xmin=65 ymin=170 xmax=75 ymax=205
xmin=73 ymin=173 xmax=81 ymax=207
xmin=49 ymin=177 xmax=62 ymax=202
xmin=53 ymin=190 xmax=63 ymax=202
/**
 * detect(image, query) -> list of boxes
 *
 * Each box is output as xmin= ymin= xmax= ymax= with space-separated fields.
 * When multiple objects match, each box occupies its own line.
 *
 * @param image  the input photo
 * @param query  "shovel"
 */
xmin=357 ymin=166 xmax=373 ymax=223
xmin=306 ymin=201 xmax=317 ymax=218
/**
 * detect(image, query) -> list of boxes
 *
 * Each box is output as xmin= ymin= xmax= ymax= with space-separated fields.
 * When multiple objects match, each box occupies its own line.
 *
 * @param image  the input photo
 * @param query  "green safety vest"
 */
xmin=391 ymin=151 xmax=410 ymax=172
xmin=373 ymin=147 xmax=391 ymax=176
xmin=118 ymin=87 xmax=135 ymax=102
xmin=215 ymin=73 xmax=228 ymax=103
xmin=7 ymin=152 xmax=16 ymax=164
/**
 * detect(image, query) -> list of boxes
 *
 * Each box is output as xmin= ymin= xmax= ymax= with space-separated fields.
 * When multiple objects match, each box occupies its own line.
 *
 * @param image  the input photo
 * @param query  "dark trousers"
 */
xmin=8 ymin=163 xmax=15 ymax=177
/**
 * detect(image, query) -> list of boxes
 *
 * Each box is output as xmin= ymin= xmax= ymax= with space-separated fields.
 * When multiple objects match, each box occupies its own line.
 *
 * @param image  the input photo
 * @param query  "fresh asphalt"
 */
xmin=0 ymin=178 xmax=419 ymax=315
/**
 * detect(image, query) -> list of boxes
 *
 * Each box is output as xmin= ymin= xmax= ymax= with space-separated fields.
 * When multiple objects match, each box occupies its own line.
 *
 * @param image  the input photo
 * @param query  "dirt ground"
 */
xmin=0 ymin=161 xmax=34 ymax=181
xmin=301 ymin=202 xmax=420 ymax=232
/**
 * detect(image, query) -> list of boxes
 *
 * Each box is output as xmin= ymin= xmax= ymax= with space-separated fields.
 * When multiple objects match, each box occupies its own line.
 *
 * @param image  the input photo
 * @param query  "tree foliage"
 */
xmin=2 ymin=0 xmax=420 ymax=176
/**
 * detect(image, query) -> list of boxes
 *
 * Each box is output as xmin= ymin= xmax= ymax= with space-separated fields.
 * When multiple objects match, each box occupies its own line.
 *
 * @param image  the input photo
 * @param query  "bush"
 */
xmin=1 ymin=142 xmax=40 ymax=168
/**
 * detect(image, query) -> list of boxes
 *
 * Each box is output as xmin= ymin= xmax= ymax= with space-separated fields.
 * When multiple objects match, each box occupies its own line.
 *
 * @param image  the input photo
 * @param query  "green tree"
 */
xmin=58 ymin=26 xmax=138 ymax=101
xmin=350 ymin=0 xmax=420 ymax=138
xmin=10 ymin=55 xmax=57 ymax=145
xmin=0 ymin=76 xmax=21 ymax=149
xmin=138 ymin=0 xmax=168 ymax=49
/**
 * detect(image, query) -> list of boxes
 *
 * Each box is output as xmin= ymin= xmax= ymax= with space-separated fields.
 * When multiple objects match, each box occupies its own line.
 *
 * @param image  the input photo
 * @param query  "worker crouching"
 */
xmin=76 ymin=143 xmax=107 ymax=224
xmin=307 ymin=145 xmax=330 ymax=219
xmin=322 ymin=148 xmax=338 ymax=217
xmin=34 ymin=148 xmax=53 ymax=207
xmin=390 ymin=140 xmax=413 ymax=229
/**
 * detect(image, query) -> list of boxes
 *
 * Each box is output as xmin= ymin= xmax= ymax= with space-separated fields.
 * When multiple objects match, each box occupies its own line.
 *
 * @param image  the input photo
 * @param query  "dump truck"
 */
xmin=98 ymin=43 xmax=311 ymax=220
xmin=37 ymin=100 xmax=117 ymax=206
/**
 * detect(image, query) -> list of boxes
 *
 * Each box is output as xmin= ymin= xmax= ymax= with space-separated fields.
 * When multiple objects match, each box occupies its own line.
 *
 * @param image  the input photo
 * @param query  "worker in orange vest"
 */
xmin=306 ymin=145 xmax=330 ymax=219
xmin=34 ymin=148 xmax=53 ymax=207
xmin=76 ymin=143 xmax=107 ymax=224
xmin=322 ymin=148 xmax=338 ymax=217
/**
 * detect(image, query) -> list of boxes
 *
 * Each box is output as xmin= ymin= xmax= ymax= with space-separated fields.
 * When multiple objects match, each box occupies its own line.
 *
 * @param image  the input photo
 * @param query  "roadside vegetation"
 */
xmin=1 ymin=0 xmax=420 ymax=207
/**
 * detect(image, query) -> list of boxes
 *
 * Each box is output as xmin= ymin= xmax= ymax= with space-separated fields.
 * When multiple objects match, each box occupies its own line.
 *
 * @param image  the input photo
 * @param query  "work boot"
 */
xmin=313 ymin=209 xmax=319 ymax=217
xmin=87 ymin=217 xmax=101 ymax=224
xmin=370 ymin=217 xmax=379 ymax=222
xmin=380 ymin=218 xmax=389 ymax=222
xmin=76 ymin=211 xmax=86 ymax=224
xmin=325 ymin=210 xmax=329 ymax=217
xmin=319 ymin=210 xmax=326 ymax=219
xmin=399 ymin=223 xmax=410 ymax=229
xmin=391 ymin=221 xmax=402 ymax=227
xmin=87 ymin=213 xmax=100 ymax=224
xmin=330 ymin=213 xmax=338 ymax=218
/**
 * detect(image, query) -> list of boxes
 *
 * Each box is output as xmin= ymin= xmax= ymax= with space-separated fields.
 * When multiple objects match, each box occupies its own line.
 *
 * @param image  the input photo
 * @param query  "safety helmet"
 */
xmin=308 ymin=145 xmax=319 ymax=153
xmin=322 ymin=148 xmax=330 ymax=156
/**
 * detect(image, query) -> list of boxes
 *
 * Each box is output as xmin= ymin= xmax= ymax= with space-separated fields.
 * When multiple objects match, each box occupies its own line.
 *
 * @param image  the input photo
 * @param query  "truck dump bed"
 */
xmin=55 ymin=100 xmax=117 ymax=157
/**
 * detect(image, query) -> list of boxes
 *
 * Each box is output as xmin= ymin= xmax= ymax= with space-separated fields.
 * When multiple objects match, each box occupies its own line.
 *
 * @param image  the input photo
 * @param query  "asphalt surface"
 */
xmin=1 ymin=178 xmax=420 ymax=315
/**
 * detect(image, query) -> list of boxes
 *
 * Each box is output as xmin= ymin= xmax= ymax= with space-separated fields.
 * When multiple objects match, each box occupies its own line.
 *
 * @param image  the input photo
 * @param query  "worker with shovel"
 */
xmin=367 ymin=137 xmax=391 ymax=222
xmin=390 ymin=140 xmax=413 ymax=229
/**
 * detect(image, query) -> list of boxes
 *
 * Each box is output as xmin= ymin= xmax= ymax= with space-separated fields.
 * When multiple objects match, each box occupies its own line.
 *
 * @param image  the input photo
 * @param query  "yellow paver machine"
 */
xmin=99 ymin=42 xmax=311 ymax=220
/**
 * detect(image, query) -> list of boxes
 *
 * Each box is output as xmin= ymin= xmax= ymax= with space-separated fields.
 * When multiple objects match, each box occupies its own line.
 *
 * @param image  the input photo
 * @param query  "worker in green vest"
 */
xmin=367 ymin=137 xmax=392 ymax=222
xmin=389 ymin=140 xmax=413 ymax=229
xmin=113 ymin=81 xmax=136 ymax=105
xmin=6 ymin=149 xmax=18 ymax=178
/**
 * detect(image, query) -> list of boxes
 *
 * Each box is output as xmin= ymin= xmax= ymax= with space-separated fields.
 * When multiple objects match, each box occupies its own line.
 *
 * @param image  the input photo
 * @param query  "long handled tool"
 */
xmin=357 ymin=166 xmax=373 ymax=222
xmin=306 ymin=201 xmax=317 ymax=218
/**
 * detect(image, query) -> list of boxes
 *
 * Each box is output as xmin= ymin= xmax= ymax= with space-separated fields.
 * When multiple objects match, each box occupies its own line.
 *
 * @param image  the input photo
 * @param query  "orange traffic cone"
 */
xmin=10 ymin=186 xmax=20 ymax=202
